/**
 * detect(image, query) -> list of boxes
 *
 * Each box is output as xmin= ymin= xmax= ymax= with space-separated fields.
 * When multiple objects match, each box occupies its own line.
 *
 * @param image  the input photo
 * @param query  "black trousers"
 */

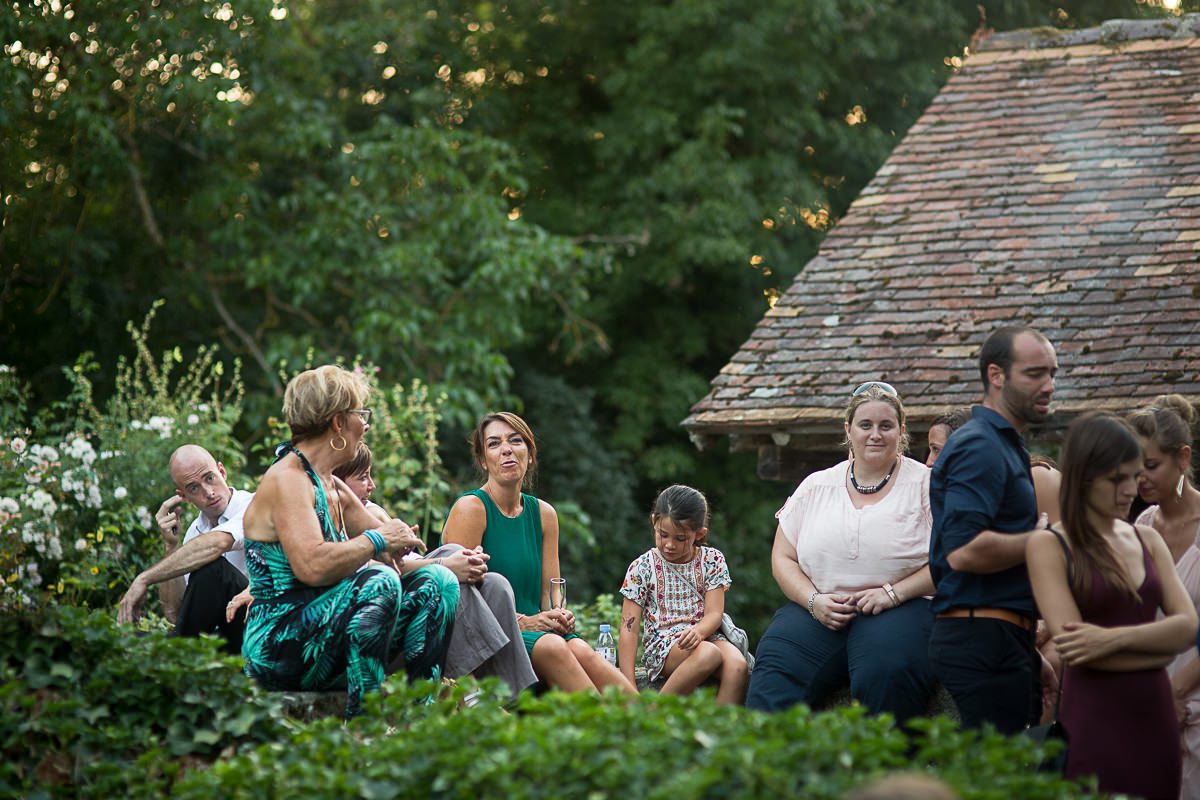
xmin=175 ymin=557 xmax=249 ymax=655
xmin=928 ymin=616 xmax=1040 ymax=734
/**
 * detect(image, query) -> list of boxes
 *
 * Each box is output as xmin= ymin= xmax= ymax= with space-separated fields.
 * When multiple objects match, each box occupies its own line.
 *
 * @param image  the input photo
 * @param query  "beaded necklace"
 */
xmin=849 ymin=457 xmax=899 ymax=495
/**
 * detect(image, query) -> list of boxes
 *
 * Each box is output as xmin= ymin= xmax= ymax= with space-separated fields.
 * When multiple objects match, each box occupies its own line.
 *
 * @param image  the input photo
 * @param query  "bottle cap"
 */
xmin=599 ymin=623 xmax=610 ymax=632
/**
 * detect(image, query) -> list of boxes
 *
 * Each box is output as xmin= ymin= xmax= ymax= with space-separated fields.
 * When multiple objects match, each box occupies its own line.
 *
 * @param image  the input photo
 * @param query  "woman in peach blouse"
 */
xmin=745 ymin=382 xmax=936 ymax=722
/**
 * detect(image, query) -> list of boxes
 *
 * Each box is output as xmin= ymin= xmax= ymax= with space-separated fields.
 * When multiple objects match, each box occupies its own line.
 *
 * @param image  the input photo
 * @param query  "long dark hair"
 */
xmin=1058 ymin=412 xmax=1143 ymax=602
xmin=650 ymin=484 xmax=710 ymax=537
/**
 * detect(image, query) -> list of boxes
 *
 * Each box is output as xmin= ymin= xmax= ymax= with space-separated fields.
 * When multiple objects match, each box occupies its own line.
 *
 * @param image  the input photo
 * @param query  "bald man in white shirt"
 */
xmin=117 ymin=444 xmax=253 ymax=653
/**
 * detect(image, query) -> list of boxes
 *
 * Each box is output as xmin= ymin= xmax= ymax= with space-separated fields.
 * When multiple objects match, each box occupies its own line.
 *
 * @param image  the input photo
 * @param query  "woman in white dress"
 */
xmin=1130 ymin=395 xmax=1200 ymax=799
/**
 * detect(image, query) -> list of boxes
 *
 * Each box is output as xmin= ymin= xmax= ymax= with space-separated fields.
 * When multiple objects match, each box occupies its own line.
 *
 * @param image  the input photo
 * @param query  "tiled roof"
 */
xmin=684 ymin=15 xmax=1200 ymax=453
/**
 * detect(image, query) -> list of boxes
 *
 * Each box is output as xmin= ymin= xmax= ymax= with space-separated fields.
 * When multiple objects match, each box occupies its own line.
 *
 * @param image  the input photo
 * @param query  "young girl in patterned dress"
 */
xmin=618 ymin=485 xmax=749 ymax=704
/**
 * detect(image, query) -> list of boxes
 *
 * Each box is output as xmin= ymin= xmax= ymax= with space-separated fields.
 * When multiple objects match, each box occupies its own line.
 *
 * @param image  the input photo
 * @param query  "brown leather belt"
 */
xmin=936 ymin=607 xmax=1033 ymax=631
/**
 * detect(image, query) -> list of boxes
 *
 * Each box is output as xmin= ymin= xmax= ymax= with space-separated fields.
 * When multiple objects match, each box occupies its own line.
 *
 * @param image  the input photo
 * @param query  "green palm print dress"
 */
xmin=242 ymin=443 xmax=459 ymax=716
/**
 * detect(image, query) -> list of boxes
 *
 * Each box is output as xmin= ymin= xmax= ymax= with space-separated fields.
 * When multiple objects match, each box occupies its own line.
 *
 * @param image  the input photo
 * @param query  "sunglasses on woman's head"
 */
xmin=852 ymin=381 xmax=898 ymax=397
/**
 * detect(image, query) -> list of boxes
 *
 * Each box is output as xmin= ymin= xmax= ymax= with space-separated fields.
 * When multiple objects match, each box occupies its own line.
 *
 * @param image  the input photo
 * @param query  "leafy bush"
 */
xmin=178 ymin=676 xmax=1093 ymax=800
xmin=0 ymin=606 xmax=293 ymax=799
xmin=0 ymin=605 xmax=1095 ymax=800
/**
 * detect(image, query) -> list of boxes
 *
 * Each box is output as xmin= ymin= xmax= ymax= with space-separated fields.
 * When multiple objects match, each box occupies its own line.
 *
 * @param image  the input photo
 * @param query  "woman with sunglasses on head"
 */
xmin=746 ymin=382 xmax=937 ymax=721
xmin=1027 ymin=413 xmax=1196 ymax=798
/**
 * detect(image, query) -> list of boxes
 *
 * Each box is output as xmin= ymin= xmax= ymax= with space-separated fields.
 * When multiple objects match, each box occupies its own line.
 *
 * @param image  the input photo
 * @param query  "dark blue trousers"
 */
xmin=928 ymin=616 xmax=1039 ymax=734
xmin=746 ymin=598 xmax=935 ymax=722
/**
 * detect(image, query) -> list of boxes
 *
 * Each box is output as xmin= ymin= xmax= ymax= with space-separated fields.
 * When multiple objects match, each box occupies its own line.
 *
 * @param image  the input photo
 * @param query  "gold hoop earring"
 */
xmin=1178 ymin=474 xmax=1186 ymax=498
xmin=331 ymin=435 xmax=347 ymax=452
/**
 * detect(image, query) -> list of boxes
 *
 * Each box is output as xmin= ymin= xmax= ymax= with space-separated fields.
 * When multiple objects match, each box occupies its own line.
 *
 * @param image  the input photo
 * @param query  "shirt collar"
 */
xmin=972 ymin=405 xmax=1026 ymax=446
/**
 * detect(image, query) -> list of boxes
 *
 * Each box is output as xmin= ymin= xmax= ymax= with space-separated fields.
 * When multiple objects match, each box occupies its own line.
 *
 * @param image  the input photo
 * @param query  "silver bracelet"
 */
xmin=883 ymin=582 xmax=900 ymax=608
xmin=808 ymin=591 xmax=819 ymax=619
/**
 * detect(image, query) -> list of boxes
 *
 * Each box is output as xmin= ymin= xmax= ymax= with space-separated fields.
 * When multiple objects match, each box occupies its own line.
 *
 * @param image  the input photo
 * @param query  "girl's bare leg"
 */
xmin=712 ymin=639 xmax=749 ymax=706
xmin=659 ymin=640 xmax=722 ymax=697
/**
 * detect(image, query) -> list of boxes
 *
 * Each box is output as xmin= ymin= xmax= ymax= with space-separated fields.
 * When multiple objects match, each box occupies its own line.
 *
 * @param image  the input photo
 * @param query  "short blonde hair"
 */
xmin=283 ymin=365 xmax=370 ymax=442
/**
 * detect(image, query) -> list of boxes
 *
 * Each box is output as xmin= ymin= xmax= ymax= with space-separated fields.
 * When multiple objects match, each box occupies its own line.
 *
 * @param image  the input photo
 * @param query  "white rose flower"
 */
xmin=198 ymin=403 xmax=210 ymax=412
xmin=30 ymin=444 xmax=58 ymax=462
xmin=114 ymin=487 xmax=128 ymax=500
xmin=75 ymin=538 xmax=88 ymax=551
xmin=0 ymin=497 xmax=18 ymax=514
xmin=31 ymin=490 xmax=56 ymax=517
xmin=87 ymin=486 xmax=102 ymax=509
xmin=130 ymin=420 xmax=143 ymax=429
xmin=10 ymin=437 xmax=26 ymax=455
xmin=136 ymin=505 xmax=152 ymax=528
xmin=187 ymin=414 xmax=200 ymax=425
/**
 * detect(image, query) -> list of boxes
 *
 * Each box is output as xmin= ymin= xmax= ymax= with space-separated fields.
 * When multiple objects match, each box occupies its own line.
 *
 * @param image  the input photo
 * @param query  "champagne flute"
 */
xmin=550 ymin=577 xmax=567 ymax=610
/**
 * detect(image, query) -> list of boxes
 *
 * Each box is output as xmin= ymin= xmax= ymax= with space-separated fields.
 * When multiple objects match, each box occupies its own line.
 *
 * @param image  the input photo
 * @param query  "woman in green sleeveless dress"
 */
xmin=442 ymin=412 xmax=635 ymax=694
xmin=241 ymin=365 xmax=459 ymax=716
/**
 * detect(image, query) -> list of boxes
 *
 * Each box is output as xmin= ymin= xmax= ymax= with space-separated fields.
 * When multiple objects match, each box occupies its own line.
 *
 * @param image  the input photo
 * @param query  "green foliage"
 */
xmin=3 ymin=0 xmax=600 ymax=430
xmin=0 ymin=605 xmax=293 ymax=799
xmin=172 ymin=674 xmax=1094 ymax=800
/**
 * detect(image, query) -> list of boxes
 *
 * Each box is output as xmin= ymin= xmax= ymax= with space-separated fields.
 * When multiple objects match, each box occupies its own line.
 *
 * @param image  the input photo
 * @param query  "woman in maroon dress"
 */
xmin=1027 ymin=413 xmax=1197 ymax=799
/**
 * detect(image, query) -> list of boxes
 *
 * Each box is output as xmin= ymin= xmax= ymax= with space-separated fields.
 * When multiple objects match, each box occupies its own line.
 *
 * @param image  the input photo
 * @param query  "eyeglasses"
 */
xmin=852 ymin=381 xmax=898 ymax=397
xmin=350 ymin=409 xmax=373 ymax=423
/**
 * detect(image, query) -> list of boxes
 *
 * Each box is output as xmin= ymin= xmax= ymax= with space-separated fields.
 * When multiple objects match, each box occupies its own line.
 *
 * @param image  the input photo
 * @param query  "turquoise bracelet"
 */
xmin=362 ymin=529 xmax=386 ymax=556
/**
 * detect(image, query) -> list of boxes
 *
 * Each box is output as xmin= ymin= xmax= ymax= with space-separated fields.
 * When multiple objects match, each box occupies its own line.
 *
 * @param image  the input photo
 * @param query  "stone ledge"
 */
xmin=276 ymin=690 xmax=348 ymax=722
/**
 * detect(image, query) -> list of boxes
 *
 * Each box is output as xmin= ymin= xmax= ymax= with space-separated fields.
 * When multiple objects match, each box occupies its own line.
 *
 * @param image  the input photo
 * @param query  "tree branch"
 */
xmin=570 ymin=224 xmax=650 ymax=255
xmin=118 ymin=129 xmax=165 ymax=248
xmin=206 ymin=276 xmax=281 ymax=396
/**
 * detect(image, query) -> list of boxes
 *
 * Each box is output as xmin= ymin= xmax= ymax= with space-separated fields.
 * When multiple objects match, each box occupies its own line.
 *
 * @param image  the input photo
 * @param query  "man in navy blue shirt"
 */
xmin=928 ymin=326 xmax=1057 ymax=733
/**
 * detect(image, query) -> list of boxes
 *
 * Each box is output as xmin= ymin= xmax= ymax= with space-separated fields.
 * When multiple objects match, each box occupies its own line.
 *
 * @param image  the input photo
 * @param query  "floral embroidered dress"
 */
xmin=241 ymin=443 xmax=459 ymax=717
xmin=620 ymin=546 xmax=732 ymax=680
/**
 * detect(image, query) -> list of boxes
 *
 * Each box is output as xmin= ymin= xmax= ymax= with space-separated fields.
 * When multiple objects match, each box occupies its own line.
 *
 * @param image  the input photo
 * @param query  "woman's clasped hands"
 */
xmin=519 ymin=607 xmax=575 ymax=636
xmin=812 ymin=592 xmax=858 ymax=631
xmin=851 ymin=586 xmax=898 ymax=616
xmin=439 ymin=546 xmax=490 ymax=584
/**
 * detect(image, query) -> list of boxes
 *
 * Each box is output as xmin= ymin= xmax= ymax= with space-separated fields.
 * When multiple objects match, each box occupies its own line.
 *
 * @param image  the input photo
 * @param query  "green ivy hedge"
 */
xmin=2 ymin=606 xmax=1097 ymax=799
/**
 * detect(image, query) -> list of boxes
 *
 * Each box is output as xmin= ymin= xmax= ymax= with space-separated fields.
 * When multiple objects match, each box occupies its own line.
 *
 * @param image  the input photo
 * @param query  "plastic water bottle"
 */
xmin=595 ymin=623 xmax=617 ymax=667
